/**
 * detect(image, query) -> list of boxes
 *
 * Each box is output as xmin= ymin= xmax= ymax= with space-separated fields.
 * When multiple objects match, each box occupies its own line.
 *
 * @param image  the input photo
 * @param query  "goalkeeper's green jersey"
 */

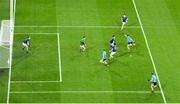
xmin=80 ymin=39 xmax=85 ymax=46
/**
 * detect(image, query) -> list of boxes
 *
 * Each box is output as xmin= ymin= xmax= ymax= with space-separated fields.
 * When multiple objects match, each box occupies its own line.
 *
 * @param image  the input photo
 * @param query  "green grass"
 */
xmin=1 ymin=0 xmax=180 ymax=103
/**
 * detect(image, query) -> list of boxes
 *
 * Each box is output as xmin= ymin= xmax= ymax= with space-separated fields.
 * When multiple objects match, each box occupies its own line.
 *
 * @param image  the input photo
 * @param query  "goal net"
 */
xmin=0 ymin=20 xmax=13 ymax=68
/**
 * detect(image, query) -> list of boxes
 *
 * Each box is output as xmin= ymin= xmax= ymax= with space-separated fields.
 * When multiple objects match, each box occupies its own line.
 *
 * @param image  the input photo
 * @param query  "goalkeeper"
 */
xmin=22 ymin=36 xmax=31 ymax=53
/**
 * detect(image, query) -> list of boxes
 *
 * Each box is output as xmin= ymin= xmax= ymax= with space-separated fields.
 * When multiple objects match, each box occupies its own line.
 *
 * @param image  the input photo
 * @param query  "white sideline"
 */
xmin=11 ymin=80 xmax=60 ymax=83
xmin=132 ymin=0 xmax=167 ymax=103
xmin=57 ymin=33 xmax=62 ymax=82
xmin=14 ymin=25 xmax=140 ymax=28
xmin=10 ymin=90 xmax=161 ymax=94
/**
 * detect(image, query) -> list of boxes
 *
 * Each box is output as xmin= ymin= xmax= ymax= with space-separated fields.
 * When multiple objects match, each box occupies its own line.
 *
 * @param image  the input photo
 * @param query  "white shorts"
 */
xmin=122 ymin=21 xmax=127 ymax=25
xmin=22 ymin=43 xmax=28 ymax=47
xmin=110 ymin=52 xmax=116 ymax=56
xmin=80 ymin=45 xmax=85 ymax=49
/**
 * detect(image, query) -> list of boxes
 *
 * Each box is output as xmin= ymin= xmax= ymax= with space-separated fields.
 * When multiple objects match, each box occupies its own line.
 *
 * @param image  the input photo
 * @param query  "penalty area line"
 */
xmin=10 ymin=90 xmax=161 ymax=94
xmin=57 ymin=33 xmax=62 ymax=82
xmin=132 ymin=0 xmax=167 ymax=103
xmin=11 ymin=80 xmax=61 ymax=83
xmin=14 ymin=25 xmax=141 ymax=29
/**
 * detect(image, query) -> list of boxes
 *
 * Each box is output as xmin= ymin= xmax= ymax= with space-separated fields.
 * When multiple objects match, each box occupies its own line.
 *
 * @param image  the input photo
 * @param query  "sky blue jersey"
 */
xmin=126 ymin=35 xmax=133 ymax=43
xmin=151 ymin=74 xmax=157 ymax=83
xmin=102 ymin=51 xmax=106 ymax=59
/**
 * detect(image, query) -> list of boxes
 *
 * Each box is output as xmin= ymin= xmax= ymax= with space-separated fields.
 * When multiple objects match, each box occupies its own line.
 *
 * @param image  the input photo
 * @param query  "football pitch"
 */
xmin=1 ymin=0 xmax=180 ymax=103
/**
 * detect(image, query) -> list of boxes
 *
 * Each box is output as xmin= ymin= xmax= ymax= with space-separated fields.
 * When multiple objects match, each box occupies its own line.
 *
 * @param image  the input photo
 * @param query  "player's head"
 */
xmin=114 ymin=43 xmax=116 ymax=45
xmin=152 ymin=72 xmax=154 ymax=75
xmin=103 ymin=49 xmax=106 ymax=51
xmin=28 ymin=36 xmax=31 ymax=40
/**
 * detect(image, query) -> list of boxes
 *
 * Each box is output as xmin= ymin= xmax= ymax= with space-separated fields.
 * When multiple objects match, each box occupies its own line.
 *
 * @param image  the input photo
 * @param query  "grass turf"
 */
xmin=0 ymin=0 xmax=180 ymax=103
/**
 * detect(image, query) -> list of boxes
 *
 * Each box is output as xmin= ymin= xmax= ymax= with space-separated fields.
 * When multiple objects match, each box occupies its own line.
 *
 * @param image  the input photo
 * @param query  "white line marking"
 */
xmin=10 ymin=90 xmax=161 ymax=94
xmin=14 ymin=25 xmax=140 ymax=28
xmin=57 ymin=33 xmax=62 ymax=82
xmin=11 ymin=81 xmax=60 ymax=83
xmin=7 ymin=0 xmax=15 ymax=103
xmin=0 ymin=67 xmax=10 ymax=69
xmin=0 ymin=45 xmax=10 ymax=50
xmin=132 ymin=0 xmax=167 ymax=103
xmin=14 ymin=32 xmax=58 ymax=35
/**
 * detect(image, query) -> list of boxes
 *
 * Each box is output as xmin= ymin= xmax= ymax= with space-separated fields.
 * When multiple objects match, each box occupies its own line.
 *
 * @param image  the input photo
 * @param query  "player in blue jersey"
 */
xmin=109 ymin=43 xmax=117 ymax=59
xmin=100 ymin=49 xmax=107 ymax=65
xmin=148 ymin=72 xmax=158 ymax=92
xmin=22 ymin=36 xmax=30 ymax=53
xmin=125 ymin=34 xmax=135 ymax=51
xmin=121 ymin=15 xmax=128 ymax=30
xmin=109 ymin=35 xmax=115 ymax=47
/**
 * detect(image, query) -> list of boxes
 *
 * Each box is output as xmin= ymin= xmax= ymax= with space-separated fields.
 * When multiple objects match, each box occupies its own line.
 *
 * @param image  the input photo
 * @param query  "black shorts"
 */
xmin=152 ymin=82 xmax=157 ymax=86
xmin=128 ymin=42 xmax=133 ymax=45
xmin=103 ymin=59 xmax=106 ymax=61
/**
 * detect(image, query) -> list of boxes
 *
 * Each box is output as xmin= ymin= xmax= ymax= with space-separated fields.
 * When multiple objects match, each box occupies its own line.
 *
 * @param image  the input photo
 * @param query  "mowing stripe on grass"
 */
xmin=14 ymin=25 xmax=140 ymax=28
xmin=10 ymin=90 xmax=161 ymax=94
xmin=57 ymin=33 xmax=62 ymax=82
xmin=132 ymin=0 xmax=167 ymax=103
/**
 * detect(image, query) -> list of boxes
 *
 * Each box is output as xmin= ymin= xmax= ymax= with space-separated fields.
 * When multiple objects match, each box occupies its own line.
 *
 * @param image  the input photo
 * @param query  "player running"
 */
xmin=80 ymin=36 xmax=86 ymax=52
xmin=100 ymin=49 xmax=107 ymax=65
xmin=109 ymin=43 xmax=117 ymax=59
xmin=22 ymin=36 xmax=31 ymax=53
xmin=121 ymin=15 xmax=128 ymax=30
xmin=109 ymin=35 xmax=115 ymax=47
xmin=148 ymin=72 xmax=158 ymax=93
xmin=125 ymin=34 xmax=135 ymax=51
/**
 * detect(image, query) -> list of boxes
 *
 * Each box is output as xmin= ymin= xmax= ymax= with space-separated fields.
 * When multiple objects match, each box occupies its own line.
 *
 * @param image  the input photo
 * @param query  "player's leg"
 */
xmin=110 ymin=52 xmax=116 ymax=59
xmin=127 ymin=44 xmax=130 ymax=51
xmin=100 ymin=59 xmax=103 ymax=63
xmin=151 ymin=83 xmax=154 ymax=92
xmin=121 ymin=22 xmax=125 ymax=30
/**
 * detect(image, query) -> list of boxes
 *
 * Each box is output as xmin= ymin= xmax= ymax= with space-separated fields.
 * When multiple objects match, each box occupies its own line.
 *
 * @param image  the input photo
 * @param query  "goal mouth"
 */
xmin=0 ymin=20 xmax=13 ymax=68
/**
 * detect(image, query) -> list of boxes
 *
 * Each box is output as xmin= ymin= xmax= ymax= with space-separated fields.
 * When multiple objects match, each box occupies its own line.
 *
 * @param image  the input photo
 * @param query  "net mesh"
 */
xmin=0 ymin=20 xmax=11 ymax=68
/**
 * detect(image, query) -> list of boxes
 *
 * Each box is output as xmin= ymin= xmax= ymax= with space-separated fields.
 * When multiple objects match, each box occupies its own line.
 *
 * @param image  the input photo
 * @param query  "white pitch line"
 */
xmin=57 ymin=33 xmax=62 ymax=82
xmin=7 ymin=0 xmax=15 ymax=103
xmin=132 ymin=0 xmax=167 ymax=103
xmin=10 ymin=90 xmax=161 ymax=94
xmin=0 ymin=67 xmax=10 ymax=69
xmin=14 ymin=25 xmax=140 ymax=28
xmin=11 ymin=80 xmax=60 ymax=83
xmin=14 ymin=32 xmax=59 ymax=35
xmin=0 ymin=45 xmax=10 ymax=50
